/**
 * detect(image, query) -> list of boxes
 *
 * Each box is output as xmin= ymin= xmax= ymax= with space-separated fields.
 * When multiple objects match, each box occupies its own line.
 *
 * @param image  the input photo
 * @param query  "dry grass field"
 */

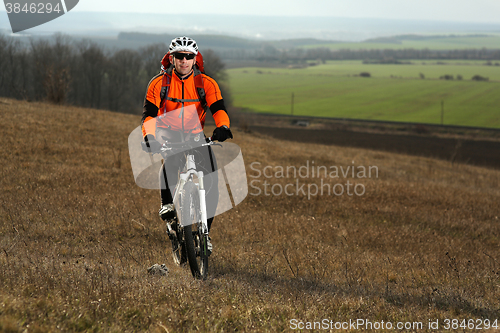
xmin=1 ymin=98 xmax=500 ymax=332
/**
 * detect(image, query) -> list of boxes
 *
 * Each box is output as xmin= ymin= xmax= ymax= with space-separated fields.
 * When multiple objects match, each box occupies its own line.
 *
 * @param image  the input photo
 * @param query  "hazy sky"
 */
xmin=72 ymin=0 xmax=500 ymax=23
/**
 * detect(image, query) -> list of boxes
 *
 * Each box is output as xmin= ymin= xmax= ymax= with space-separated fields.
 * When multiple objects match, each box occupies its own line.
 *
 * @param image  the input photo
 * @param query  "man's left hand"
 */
xmin=212 ymin=126 xmax=233 ymax=142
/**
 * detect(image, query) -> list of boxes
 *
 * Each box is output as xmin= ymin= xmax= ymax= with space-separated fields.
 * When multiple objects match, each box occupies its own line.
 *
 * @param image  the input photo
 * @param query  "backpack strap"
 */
xmin=159 ymin=65 xmax=172 ymax=107
xmin=193 ymin=66 xmax=208 ymax=112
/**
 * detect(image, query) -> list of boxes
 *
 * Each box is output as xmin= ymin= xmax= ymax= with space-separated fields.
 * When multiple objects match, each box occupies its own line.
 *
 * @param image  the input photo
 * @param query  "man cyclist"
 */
xmin=141 ymin=36 xmax=232 ymax=254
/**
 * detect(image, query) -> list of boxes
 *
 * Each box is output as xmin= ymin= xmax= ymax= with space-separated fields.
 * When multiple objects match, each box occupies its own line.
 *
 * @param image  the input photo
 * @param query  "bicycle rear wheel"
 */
xmin=182 ymin=181 xmax=208 ymax=280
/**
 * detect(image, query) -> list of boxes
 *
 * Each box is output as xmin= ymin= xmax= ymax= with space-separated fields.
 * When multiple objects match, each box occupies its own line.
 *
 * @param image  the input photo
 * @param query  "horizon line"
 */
xmin=2 ymin=10 xmax=500 ymax=25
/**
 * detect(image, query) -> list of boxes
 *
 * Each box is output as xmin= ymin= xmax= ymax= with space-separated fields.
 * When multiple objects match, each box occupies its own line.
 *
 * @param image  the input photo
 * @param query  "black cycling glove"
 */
xmin=212 ymin=126 xmax=233 ymax=142
xmin=142 ymin=134 xmax=162 ymax=152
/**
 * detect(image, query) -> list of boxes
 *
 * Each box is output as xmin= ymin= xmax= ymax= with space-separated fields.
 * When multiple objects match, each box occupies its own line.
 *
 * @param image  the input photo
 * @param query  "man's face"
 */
xmin=170 ymin=52 xmax=196 ymax=76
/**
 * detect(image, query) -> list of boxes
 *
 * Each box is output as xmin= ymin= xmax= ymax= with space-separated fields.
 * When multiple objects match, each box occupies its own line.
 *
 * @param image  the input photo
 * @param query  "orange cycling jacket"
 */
xmin=141 ymin=69 xmax=230 ymax=138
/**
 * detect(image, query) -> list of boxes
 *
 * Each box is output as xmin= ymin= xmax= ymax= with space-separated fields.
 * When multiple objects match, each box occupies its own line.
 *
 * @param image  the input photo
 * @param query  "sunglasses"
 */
xmin=173 ymin=53 xmax=196 ymax=60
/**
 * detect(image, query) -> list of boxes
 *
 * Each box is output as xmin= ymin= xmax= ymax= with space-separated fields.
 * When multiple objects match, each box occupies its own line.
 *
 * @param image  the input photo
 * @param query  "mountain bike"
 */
xmin=143 ymin=135 xmax=216 ymax=280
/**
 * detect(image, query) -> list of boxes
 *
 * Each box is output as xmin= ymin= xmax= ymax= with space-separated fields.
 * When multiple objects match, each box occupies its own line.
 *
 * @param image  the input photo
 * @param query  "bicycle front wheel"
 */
xmin=169 ymin=222 xmax=187 ymax=266
xmin=181 ymin=181 xmax=208 ymax=280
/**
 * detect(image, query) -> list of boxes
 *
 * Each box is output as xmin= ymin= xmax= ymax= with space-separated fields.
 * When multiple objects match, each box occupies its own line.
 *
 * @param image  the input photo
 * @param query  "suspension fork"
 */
xmin=172 ymin=154 xmax=193 ymax=208
xmin=172 ymin=153 xmax=208 ymax=234
xmin=188 ymin=153 xmax=208 ymax=234
xmin=197 ymin=171 xmax=208 ymax=235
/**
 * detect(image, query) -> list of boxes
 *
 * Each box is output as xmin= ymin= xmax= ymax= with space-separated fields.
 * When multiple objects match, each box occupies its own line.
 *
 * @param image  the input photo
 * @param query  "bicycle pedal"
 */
xmin=166 ymin=221 xmax=178 ymax=238
xmin=167 ymin=231 xmax=176 ymax=240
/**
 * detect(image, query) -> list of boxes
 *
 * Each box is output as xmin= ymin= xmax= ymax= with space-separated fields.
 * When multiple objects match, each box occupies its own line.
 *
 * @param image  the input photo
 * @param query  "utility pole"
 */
xmin=291 ymin=92 xmax=294 ymax=116
xmin=441 ymin=100 xmax=444 ymax=125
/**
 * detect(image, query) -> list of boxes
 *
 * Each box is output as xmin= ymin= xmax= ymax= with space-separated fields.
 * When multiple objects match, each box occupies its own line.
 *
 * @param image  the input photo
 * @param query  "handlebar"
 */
xmin=141 ymin=136 xmax=218 ymax=154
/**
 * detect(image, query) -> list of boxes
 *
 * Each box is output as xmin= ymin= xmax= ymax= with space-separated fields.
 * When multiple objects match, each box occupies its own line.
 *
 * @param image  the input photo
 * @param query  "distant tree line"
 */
xmin=118 ymin=32 xmax=500 ymax=63
xmin=225 ymin=46 xmax=500 ymax=64
xmin=0 ymin=34 xmax=231 ymax=113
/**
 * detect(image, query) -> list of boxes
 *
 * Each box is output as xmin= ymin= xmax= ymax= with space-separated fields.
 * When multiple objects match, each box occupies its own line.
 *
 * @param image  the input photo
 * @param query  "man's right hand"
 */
xmin=142 ymin=134 xmax=162 ymax=153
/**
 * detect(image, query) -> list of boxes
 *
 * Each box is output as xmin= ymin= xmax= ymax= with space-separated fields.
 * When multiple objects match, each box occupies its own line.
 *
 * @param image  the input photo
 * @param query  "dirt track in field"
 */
xmin=249 ymin=125 xmax=500 ymax=169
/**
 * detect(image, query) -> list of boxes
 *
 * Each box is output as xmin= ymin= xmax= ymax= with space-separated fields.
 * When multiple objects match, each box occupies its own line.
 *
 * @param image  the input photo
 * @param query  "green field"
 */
xmin=228 ymin=61 xmax=500 ymax=128
xmin=302 ymin=34 xmax=500 ymax=50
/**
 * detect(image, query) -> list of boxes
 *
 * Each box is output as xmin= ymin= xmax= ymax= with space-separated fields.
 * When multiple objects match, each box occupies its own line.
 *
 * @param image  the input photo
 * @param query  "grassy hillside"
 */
xmin=228 ymin=61 xmax=500 ymax=128
xmin=1 ymin=98 xmax=500 ymax=332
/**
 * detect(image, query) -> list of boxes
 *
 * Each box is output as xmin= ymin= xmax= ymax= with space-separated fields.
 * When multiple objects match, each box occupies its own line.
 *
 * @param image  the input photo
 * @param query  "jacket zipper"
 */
xmin=181 ymin=80 xmax=185 ymax=136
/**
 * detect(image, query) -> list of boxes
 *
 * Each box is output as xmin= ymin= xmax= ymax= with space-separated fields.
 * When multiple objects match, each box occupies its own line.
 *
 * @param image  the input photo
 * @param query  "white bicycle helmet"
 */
xmin=169 ymin=36 xmax=199 ymax=55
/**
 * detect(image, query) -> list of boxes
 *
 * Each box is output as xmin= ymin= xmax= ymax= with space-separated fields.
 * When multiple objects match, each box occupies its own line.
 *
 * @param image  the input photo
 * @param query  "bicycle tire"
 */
xmin=169 ymin=222 xmax=187 ymax=266
xmin=182 ymin=181 xmax=208 ymax=280
xmin=171 ymin=186 xmax=187 ymax=265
